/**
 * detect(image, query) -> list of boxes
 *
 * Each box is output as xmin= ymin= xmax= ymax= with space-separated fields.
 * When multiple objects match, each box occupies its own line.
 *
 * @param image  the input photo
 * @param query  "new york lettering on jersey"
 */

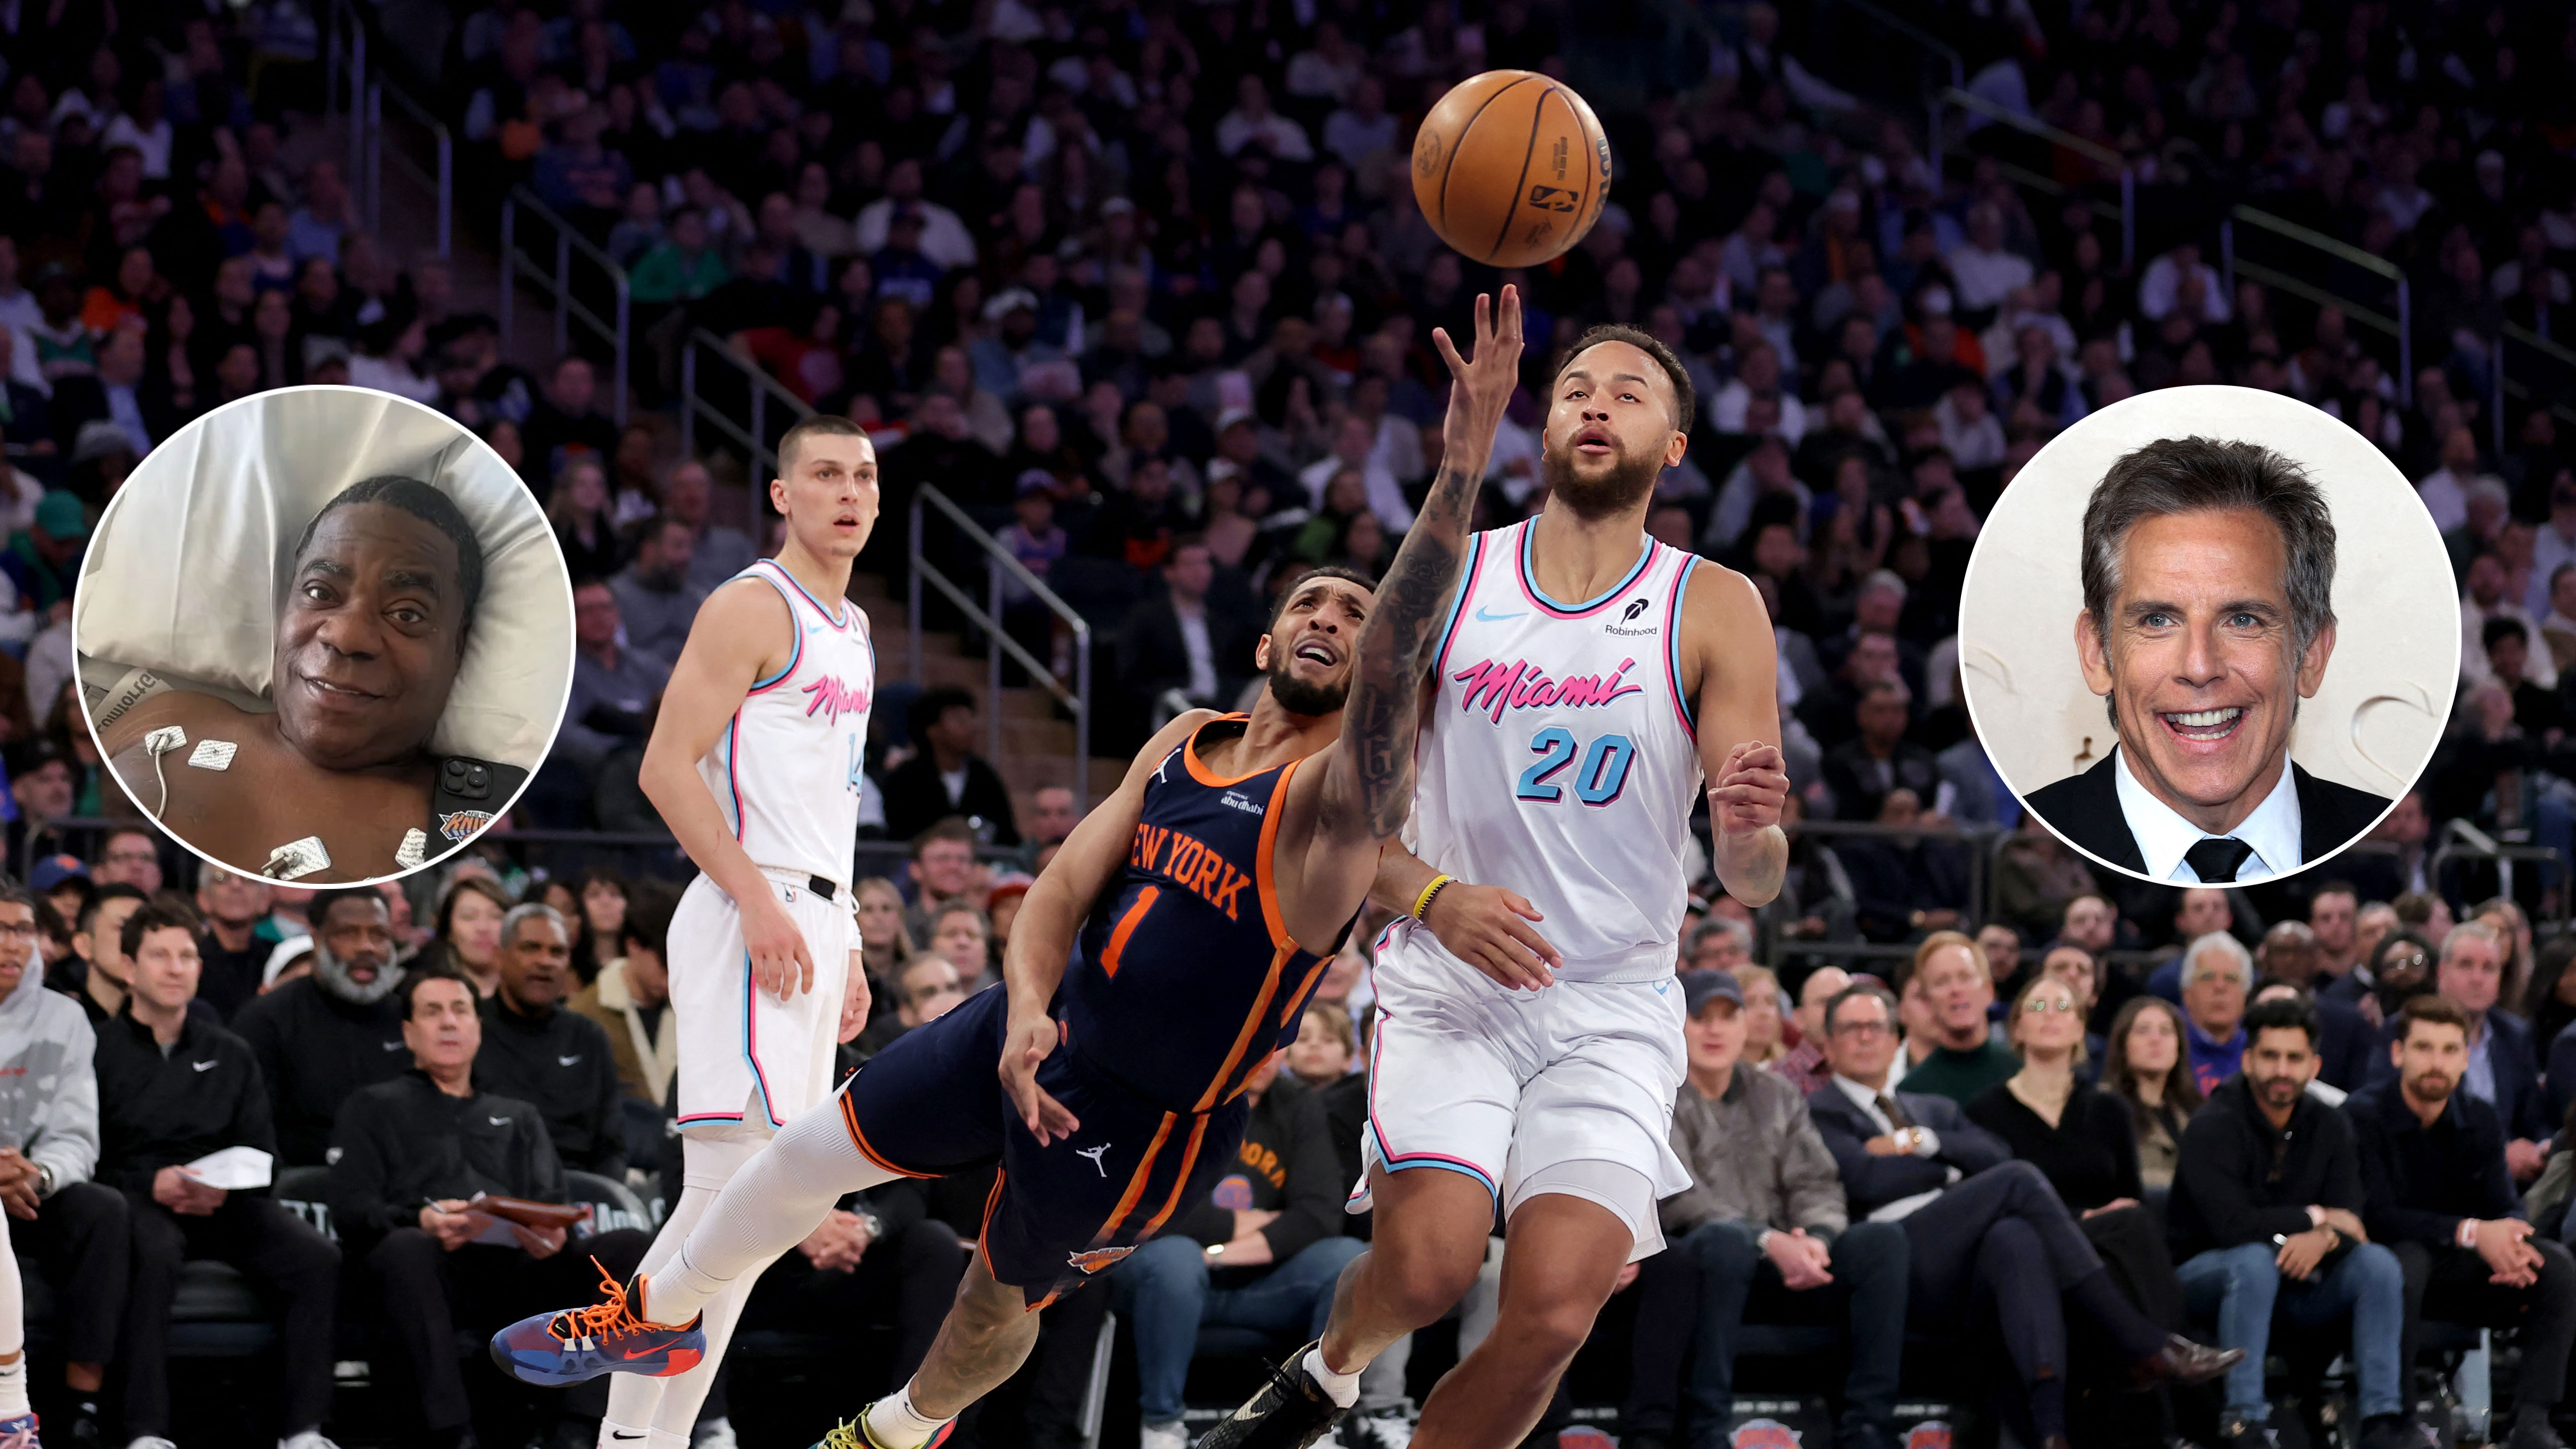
xmin=696 ymin=559 xmax=875 ymax=885
xmin=1408 ymin=521 xmax=1703 ymax=981
xmin=1064 ymin=716 xmax=1338 ymax=1110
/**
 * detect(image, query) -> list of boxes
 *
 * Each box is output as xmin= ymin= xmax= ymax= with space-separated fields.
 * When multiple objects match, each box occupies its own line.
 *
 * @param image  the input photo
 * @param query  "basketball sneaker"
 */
xmin=0 ymin=1411 xmax=36 ymax=1449
xmin=488 ymin=1259 xmax=706 ymax=1386
xmin=814 ymin=1414 xmax=956 ymax=1449
xmin=1197 ymin=1341 xmax=1346 ymax=1449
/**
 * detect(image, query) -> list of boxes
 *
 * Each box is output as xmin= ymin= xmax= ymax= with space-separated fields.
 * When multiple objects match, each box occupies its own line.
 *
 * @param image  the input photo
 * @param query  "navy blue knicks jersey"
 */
xmin=1062 ymin=714 xmax=1343 ymax=1113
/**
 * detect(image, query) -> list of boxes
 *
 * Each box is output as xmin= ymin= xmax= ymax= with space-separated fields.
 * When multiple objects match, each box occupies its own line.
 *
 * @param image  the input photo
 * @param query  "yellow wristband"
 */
xmin=1412 ymin=874 xmax=1456 ymax=922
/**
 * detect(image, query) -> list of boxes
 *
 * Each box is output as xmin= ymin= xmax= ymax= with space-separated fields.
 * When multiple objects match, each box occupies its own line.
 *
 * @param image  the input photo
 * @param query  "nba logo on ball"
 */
xmin=1730 ymin=1420 xmax=1801 ymax=1448
xmin=1903 ymin=1423 xmax=1953 ymax=1449
xmin=1412 ymin=69 xmax=1613 ymax=268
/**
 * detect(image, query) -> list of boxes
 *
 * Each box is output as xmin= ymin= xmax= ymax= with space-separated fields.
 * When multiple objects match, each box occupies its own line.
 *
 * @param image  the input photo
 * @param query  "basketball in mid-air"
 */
xmin=1411 ymin=69 xmax=1613 ymax=269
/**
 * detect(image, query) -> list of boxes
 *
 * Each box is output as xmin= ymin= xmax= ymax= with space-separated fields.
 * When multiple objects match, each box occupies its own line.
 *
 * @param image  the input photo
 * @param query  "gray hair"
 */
xmin=2080 ymin=437 xmax=2337 ymax=712
xmin=1858 ymin=569 xmax=1907 ymax=604
xmin=500 ymin=901 xmax=565 ymax=947
xmin=2440 ymin=918 xmax=2503 ymax=965
xmin=2183 ymin=931 xmax=2255 ymax=988
xmin=1690 ymin=916 xmax=1753 ymax=954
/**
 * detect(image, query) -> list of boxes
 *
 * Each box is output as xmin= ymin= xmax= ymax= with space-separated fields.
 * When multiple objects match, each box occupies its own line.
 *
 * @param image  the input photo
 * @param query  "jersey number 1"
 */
xmin=1514 ymin=728 xmax=1635 ymax=806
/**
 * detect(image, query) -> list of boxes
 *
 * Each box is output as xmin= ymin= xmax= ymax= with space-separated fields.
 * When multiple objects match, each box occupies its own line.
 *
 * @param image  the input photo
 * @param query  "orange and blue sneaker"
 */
xmin=0 ymin=1411 xmax=39 ymax=1449
xmin=489 ymin=1259 xmax=706 ymax=1387
xmin=812 ymin=1410 xmax=956 ymax=1449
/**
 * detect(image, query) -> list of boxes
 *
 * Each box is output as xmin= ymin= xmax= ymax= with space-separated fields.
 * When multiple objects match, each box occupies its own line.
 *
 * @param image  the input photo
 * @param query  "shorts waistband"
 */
xmin=1387 ymin=918 xmax=1679 ymax=984
xmin=754 ymin=864 xmax=845 ymax=901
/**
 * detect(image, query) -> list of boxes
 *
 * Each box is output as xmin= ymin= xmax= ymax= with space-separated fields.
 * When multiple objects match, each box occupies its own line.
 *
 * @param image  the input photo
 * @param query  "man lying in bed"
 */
xmin=99 ymin=475 xmax=488 ymax=882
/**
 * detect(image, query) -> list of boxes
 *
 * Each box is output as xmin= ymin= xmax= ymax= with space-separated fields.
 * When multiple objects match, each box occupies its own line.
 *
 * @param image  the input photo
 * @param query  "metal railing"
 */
xmin=499 ymin=186 xmax=631 ymax=425
xmin=2220 ymin=203 xmax=2413 ymax=405
xmin=1940 ymin=86 xmax=2133 ymax=270
xmin=679 ymin=326 xmax=809 ymax=536
xmin=1815 ymin=0 xmax=1962 ymax=181
xmin=2500 ymin=321 xmax=2576 ymax=448
xmin=908 ymin=486 xmax=1096 ymax=813
xmin=322 ymin=0 xmax=366 ymax=200
xmin=320 ymin=0 xmax=448 ymax=257
xmin=2429 ymin=821 xmax=2569 ymax=925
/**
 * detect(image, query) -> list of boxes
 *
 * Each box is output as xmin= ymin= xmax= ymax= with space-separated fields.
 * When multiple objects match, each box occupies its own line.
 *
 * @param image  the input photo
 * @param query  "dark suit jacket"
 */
xmin=1804 ymin=1079 xmax=2012 ymax=1218
xmin=880 ymin=752 xmax=1021 ymax=846
xmin=47 ymin=374 xmax=185 ymax=457
xmin=2367 ymin=1008 xmax=2548 ymax=1142
xmin=1821 ymin=738 xmax=1942 ymax=823
xmin=2022 ymin=753 xmax=2393 ymax=877
xmin=1115 ymin=597 xmax=1259 ymax=708
xmin=2546 ymin=1019 xmax=2576 ymax=1138
xmin=2310 ymin=995 xmax=2375 ymax=1091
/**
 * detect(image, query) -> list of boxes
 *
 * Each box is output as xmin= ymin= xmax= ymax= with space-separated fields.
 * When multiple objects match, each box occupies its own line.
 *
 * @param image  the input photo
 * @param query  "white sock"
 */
xmin=644 ymin=1430 xmax=689 ymax=1449
xmin=1303 ymin=1346 xmax=1363 ymax=1409
xmin=863 ymin=1386 xmax=954 ymax=1449
xmin=0 ymin=1358 xmax=26 ymax=1421
xmin=647 ymin=1103 xmax=890 ymax=1323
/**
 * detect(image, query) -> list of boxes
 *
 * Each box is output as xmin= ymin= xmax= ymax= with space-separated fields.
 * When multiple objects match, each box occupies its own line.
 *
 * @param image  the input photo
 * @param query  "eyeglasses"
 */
xmin=2022 ymin=998 xmax=2080 ymax=1013
xmin=0 ymin=924 xmax=38 ymax=940
xmin=2382 ymin=952 xmax=2428 ymax=972
xmin=1833 ymin=1019 xmax=1893 ymax=1037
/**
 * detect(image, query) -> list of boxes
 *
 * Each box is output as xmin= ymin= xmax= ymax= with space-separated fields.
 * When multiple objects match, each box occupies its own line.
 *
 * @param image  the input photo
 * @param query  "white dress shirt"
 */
xmin=2114 ymin=745 xmax=2303 ymax=883
xmin=1829 ymin=1075 xmax=1955 ymax=1222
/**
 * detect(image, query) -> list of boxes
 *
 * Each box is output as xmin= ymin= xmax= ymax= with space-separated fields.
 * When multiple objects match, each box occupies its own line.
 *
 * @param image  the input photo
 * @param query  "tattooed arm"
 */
xmin=1279 ymin=289 xmax=1524 ymax=938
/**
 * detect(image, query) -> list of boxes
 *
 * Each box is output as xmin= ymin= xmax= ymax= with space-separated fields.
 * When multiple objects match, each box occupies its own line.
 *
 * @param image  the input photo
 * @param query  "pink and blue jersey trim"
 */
xmin=753 ymin=557 xmax=852 ymax=631
xmin=1514 ymin=523 xmax=1658 ymax=619
xmin=1429 ymin=533 xmax=1486 ymax=677
xmin=1354 ymin=926 xmax=1500 ymax=1205
xmin=1663 ymin=554 xmax=1698 ymax=738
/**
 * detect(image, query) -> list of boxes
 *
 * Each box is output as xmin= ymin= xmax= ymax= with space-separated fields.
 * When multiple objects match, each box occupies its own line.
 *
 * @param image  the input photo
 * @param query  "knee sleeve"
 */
xmin=680 ymin=1123 xmax=772 ymax=1193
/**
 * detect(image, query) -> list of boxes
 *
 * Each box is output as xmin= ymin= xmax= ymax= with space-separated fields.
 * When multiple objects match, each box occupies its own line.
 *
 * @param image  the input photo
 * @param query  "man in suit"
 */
xmin=1115 ymin=536 xmax=1257 ymax=729
xmin=879 ymin=688 xmax=1021 ymax=846
xmin=1807 ymin=983 xmax=2235 ymax=1449
xmin=46 ymin=319 xmax=181 ymax=460
xmin=2024 ymin=437 xmax=2391 ymax=882
xmin=2366 ymin=921 xmax=2549 ymax=1180
xmin=1822 ymin=680 xmax=1939 ymax=823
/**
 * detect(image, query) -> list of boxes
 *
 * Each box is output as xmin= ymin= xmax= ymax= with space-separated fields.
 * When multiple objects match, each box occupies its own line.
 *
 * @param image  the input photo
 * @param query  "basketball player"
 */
xmin=582 ymin=413 xmax=882 ymax=1449
xmin=490 ymin=293 xmax=1532 ymax=1449
xmin=1204 ymin=324 xmax=1795 ymax=1449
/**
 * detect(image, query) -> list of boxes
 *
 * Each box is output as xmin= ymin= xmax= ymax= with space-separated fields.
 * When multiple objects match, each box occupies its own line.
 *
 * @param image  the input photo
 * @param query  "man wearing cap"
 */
xmin=852 ymin=158 xmax=978 ymax=274
xmin=2 ymin=491 xmax=83 ymax=614
xmin=3 ymin=737 xmax=72 ymax=871
xmin=1117 ymin=536 xmax=1258 ymax=725
xmin=233 ymin=888 xmax=414 ymax=1166
xmin=1209 ymin=408 xmax=1298 ymax=506
xmin=1626 ymin=969 xmax=1906 ymax=1449
xmin=970 ymin=289 xmax=1062 ymax=407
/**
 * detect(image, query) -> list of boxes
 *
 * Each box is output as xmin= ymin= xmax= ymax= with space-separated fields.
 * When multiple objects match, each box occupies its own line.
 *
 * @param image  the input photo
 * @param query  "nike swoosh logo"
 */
xmin=612 ymin=1435 xmax=647 ymax=1441
xmin=489 ymin=1116 xmax=510 ymax=1126
xmin=191 ymin=1060 xmax=217 ymax=1071
xmin=1474 ymin=605 xmax=1527 ymax=622
xmin=1651 ymin=982 xmax=1670 ymax=995
xmin=559 ymin=1055 xmax=582 ymax=1066
xmin=382 ymin=1042 xmax=404 ymax=1051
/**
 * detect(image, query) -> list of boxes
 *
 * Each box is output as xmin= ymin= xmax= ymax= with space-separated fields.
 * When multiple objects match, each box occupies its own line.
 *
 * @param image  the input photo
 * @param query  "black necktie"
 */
xmin=2185 ymin=837 xmax=2256 ymax=884
xmin=1876 ymin=1094 xmax=1912 ymax=1132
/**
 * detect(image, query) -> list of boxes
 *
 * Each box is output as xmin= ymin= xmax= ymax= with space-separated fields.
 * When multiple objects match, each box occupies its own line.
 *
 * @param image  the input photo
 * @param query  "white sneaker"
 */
xmin=691 ymin=1423 xmax=737 ymax=1449
xmin=280 ymin=1432 xmax=341 ymax=1449
xmin=1140 ymin=1421 xmax=1190 ymax=1449
xmin=128 ymin=1439 xmax=177 ymax=1449
xmin=1341 ymin=1408 xmax=1414 ymax=1449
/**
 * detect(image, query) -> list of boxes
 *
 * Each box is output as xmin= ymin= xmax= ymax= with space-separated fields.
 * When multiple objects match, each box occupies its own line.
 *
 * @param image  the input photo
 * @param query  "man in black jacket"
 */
xmin=330 ymin=967 xmax=651 ymax=1449
xmin=60 ymin=883 xmax=145 ymax=1026
xmin=1115 ymin=537 xmax=1259 ymax=736
xmin=232 ymin=887 xmax=413 ymax=1166
xmin=2170 ymin=996 xmax=2414 ymax=1449
xmin=2351 ymin=995 xmax=2576 ymax=1449
xmin=472 ymin=903 xmax=627 ymax=1179
xmin=880 ymin=688 xmax=1022 ymax=845
xmin=1807 ymin=983 xmax=2230 ymax=1449
xmin=96 ymin=901 xmax=341 ymax=1449
xmin=1107 ymin=1053 xmax=1362 ymax=1449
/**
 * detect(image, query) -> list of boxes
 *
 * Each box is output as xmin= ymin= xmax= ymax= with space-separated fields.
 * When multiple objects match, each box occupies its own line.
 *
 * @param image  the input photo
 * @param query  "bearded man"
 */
xmin=233 ymin=886 xmax=413 ymax=1166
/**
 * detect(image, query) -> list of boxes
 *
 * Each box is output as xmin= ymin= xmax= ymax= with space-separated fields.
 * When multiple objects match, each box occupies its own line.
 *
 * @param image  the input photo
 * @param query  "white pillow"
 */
xmin=72 ymin=386 xmax=573 ymax=770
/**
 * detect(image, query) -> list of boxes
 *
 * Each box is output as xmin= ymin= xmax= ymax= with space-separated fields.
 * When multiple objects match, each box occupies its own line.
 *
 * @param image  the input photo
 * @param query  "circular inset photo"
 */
xmin=1958 ymin=384 xmax=2460 ymax=887
xmin=74 ymin=386 xmax=573 ymax=884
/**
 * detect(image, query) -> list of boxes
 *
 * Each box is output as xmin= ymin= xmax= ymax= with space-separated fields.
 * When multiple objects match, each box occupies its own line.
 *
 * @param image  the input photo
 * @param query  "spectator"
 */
xmin=2351 ymin=994 xmax=2576 ymax=1449
xmin=329 ymin=968 xmax=651 ymax=1449
xmin=92 ymin=827 xmax=162 ymax=894
xmin=2168 ymin=996 xmax=2414 ymax=1449
xmin=60 ymin=883 xmax=145 ymax=1027
xmin=474 ymin=903 xmax=627 ymax=1179
xmin=2034 ymin=944 xmax=2107 ymax=1064
xmin=231 ymin=888 xmax=411 ymax=1168
xmin=430 ymin=876 xmax=512 ymax=998
xmin=664 ymin=460 xmax=757 ymax=593
xmin=2099 ymin=997 xmax=2202 ymax=1192
xmin=520 ymin=355 xmax=620 ymax=499
xmin=901 ymin=820 xmax=978 ymax=943
xmin=569 ymin=881 xmax=678 ymax=1108
xmin=2181 ymin=932 xmax=2254 ymax=1096
xmin=1808 ymin=983 xmax=2232 ymax=1448
xmin=193 ymin=864 xmax=273 ymax=1019
xmin=2421 ymin=426 xmax=2500 ymax=541
xmin=1838 ymin=788 xmax=1969 ymax=942
xmin=94 ymin=900 xmax=340 ymax=1449
xmin=853 ymin=877 xmax=917 ymax=999
xmin=2308 ymin=881 xmax=2363 ymax=982
xmin=610 ymin=514 xmax=710 ymax=665
xmin=1117 ymin=538 xmax=1258 ymax=724
xmin=0 ymin=879 xmax=121 ymax=1442
xmin=2368 ymin=920 xmax=2549 ymax=1181
xmin=1025 ymin=787 xmax=1079 ymax=852
xmin=1769 ymin=965 xmax=1848 ymax=1096
xmin=547 ymin=458 xmax=623 ymax=582
xmin=882 ymin=691 xmax=1021 ymax=846
xmin=1627 ymin=970 xmax=1903 ymax=1449
xmin=1821 ymin=680 xmax=1936 ymax=822
xmin=856 ymin=957 xmax=969 ymax=1057
xmin=557 ymin=578 xmax=670 ymax=774
xmin=1891 ymin=933 xmax=2018 ymax=1105
xmin=924 ymin=902 xmax=992 ymax=994
xmin=1109 ymin=1050 xmax=1356 ymax=1449
xmin=47 ymin=319 xmax=177 ymax=458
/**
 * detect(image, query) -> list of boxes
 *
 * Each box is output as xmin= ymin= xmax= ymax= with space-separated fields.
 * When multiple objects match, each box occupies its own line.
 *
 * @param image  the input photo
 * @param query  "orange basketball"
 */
xmin=1411 ymin=70 xmax=1613 ymax=269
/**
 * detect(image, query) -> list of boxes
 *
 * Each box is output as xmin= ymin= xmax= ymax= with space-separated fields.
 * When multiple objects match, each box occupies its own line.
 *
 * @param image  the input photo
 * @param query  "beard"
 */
xmin=2406 ymin=1069 xmax=2458 ymax=1105
xmin=313 ymin=940 xmax=405 ymax=1007
xmin=1540 ymin=437 xmax=1662 ymax=521
xmin=1266 ymin=651 xmax=1350 ymax=718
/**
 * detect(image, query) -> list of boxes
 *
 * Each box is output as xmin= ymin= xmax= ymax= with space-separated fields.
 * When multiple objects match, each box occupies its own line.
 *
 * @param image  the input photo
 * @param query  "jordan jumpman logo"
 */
xmin=1076 ymin=1144 xmax=1112 ymax=1176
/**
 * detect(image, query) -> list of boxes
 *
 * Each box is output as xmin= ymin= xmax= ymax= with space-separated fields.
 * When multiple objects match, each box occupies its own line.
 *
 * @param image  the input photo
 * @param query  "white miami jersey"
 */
xmin=1411 ymin=521 xmax=1702 ymax=983
xmin=697 ymin=558 xmax=874 ymax=885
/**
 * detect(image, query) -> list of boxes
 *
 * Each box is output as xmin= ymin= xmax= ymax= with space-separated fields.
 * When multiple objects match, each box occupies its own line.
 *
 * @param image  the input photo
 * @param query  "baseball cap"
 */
xmin=263 ymin=935 xmax=316 ymax=988
xmin=1014 ymin=468 xmax=1059 ymax=500
xmin=34 ymin=490 xmax=88 ymax=540
xmin=1680 ymin=968 xmax=1743 ymax=1017
xmin=1217 ymin=407 xmax=1256 ymax=433
xmin=26 ymin=855 xmax=86 ymax=894
xmin=4 ymin=737 xmax=66 ymax=778
xmin=983 ymin=288 xmax=1039 ymax=322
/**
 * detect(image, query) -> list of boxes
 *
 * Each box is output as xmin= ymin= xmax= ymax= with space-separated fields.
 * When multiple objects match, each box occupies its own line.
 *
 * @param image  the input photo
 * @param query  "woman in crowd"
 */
xmin=2098 ymin=996 xmax=2201 ymax=1192
xmin=1970 ymin=973 xmax=2186 ymax=1448
xmin=547 ymin=457 xmax=623 ymax=582
xmin=1736 ymin=962 xmax=1791 ymax=1068
xmin=579 ymin=869 xmax=630 ymax=970
xmin=2475 ymin=895 xmax=2534 ymax=1012
xmin=2523 ymin=938 xmax=2576 ymax=1058
xmin=432 ymin=875 xmax=513 ymax=997
xmin=854 ymin=877 xmax=915 ymax=1010
xmin=538 ymin=877 xmax=600 ymax=984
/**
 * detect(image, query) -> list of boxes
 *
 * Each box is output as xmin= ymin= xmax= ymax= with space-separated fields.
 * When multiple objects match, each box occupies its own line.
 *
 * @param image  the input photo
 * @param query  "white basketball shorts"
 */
xmin=1353 ymin=917 xmax=1690 ymax=1260
xmin=670 ymin=868 xmax=853 ymax=1133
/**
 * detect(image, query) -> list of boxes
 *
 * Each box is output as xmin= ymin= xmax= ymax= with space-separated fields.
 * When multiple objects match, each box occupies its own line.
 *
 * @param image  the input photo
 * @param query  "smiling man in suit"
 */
xmin=2026 ymin=437 xmax=2391 ymax=883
